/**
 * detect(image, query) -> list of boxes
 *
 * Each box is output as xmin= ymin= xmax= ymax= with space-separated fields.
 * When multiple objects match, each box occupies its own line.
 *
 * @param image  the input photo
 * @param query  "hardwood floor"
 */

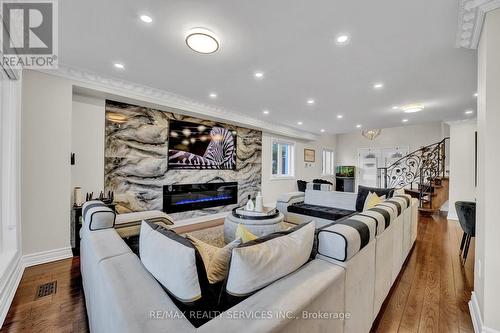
xmin=1 ymin=214 xmax=474 ymax=333
xmin=371 ymin=214 xmax=474 ymax=333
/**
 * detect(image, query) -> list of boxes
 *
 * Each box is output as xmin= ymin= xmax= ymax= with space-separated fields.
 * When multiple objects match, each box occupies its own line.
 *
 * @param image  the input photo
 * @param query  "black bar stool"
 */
xmin=455 ymin=201 xmax=476 ymax=264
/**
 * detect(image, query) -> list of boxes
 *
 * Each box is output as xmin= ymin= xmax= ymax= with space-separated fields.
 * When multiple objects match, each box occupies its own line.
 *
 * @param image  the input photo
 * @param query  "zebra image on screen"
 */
xmin=168 ymin=120 xmax=237 ymax=170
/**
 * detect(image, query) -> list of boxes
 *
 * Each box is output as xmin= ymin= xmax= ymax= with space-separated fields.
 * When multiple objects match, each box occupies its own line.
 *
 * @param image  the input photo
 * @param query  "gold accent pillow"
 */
xmin=185 ymin=234 xmax=241 ymax=284
xmin=235 ymin=224 xmax=258 ymax=243
xmin=363 ymin=191 xmax=384 ymax=211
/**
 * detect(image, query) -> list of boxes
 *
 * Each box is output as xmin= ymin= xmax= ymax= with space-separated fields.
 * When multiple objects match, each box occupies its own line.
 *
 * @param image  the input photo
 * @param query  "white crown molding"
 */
xmin=37 ymin=66 xmax=319 ymax=141
xmin=456 ymin=0 xmax=500 ymax=49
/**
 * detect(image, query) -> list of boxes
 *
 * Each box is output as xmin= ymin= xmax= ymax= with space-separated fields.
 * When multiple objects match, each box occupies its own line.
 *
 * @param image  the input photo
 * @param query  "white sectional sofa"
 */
xmin=80 ymin=190 xmax=417 ymax=333
xmin=277 ymin=188 xmax=418 ymax=333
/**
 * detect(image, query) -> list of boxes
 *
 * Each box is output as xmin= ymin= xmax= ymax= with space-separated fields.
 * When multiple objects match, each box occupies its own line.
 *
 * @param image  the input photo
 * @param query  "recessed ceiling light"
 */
xmin=254 ymin=71 xmax=264 ymax=79
xmin=392 ymin=106 xmax=400 ymax=110
xmin=297 ymin=121 xmax=303 ymax=125
xmin=337 ymin=115 xmax=343 ymax=119
xmin=185 ymin=28 xmax=220 ymax=54
xmin=113 ymin=62 xmax=125 ymax=69
xmin=373 ymin=83 xmax=384 ymax=89
xmin=209 ymin=93 xmax=217 ymax=98
xmin=356 ymin=124 xmax=362 ymax=128
xmin=307 ymin=99 xmax=315 ymax=105
xmin=465 ymin=110 xmax=474 ymax=114
xmin=263 ymin=110 xmax=270 ymax=115
xmin=474 ymin=92 xmax=478 ymax=97
xmin=335 ymin=34 xmax=350 ymax=45
xmin=139 ymin=15 xmax=153 ymax=23
xmin=320 ymin=129 xmax=326 ymax=133
xmin=402 ymin=119 xmax=409 ymax=123
xmin=401 ymin=104 xmax=424 ymax=113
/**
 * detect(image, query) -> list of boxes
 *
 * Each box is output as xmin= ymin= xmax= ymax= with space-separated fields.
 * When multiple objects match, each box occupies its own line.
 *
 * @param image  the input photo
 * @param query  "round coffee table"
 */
xmin=224 ymin=206 xmax=285 ymax=243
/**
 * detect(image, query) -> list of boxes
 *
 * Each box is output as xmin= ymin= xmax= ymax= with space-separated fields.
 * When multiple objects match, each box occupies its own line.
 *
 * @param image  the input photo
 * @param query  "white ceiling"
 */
xmin=60 ymin=0 xmax=477 ymax=135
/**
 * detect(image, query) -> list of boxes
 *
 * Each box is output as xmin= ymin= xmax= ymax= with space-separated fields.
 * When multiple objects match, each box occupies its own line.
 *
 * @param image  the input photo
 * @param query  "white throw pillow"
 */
xmin=226 ymin=221 xmax=316 ymax=296
xmin=139 ymin=221 xmax=202 ymax=303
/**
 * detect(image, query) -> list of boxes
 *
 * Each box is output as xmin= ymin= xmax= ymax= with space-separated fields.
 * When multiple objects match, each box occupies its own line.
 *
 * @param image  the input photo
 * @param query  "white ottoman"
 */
xmin=224 ymin=209 xmax=285 ymax=243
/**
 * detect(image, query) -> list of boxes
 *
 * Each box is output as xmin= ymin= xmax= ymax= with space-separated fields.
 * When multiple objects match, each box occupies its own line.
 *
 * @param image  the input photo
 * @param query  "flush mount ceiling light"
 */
xmin=297 ymin=121 xmax=303 ymax=125
xmin=140 ymin=15 xmax=153 ymax=23
xmin=113 ymin=62 xmax=125 ymax=69
xmin=337 ymin=114 xmax=343 ymax=119
xmin=320 ymin=129 xmax=325 ymax=133
xmin=373 ymin=83 xmax=384 ymax=89
xmin=263 ymin=110 xmax=270 ymax=115
xmin=392 ymin=106 xmax=400 ymax=110
xmin=401 ymin=103 xmax=424 ymax=113
xmin=362 ymin=129 xmax=382 ymax=140
xmin=185 ymin=28 xmax=220 ymax=54
xmin=335 ymin=33 xmax=350 ymax=45
xmin=474 ymin=92 xmax=478 ymax=97
xmin=402 ymin=119 xmax=409 ymax=123
xmin=307 ymin=99 xmax=315 ymax=105
xmin=254 ymin=71 xmax=264 ymax=79
xmin=465 ymin=110 xmax=474 ymax=115
xmin=356 ymin=124 xmax=362 ymax=128
xmin=209 ymin=93 xmax=217 ymax=98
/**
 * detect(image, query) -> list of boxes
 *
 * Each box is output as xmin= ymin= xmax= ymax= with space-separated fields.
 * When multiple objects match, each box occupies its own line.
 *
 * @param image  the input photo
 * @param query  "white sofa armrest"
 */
xmin=276 ymin=192 xmax=305 ymax=222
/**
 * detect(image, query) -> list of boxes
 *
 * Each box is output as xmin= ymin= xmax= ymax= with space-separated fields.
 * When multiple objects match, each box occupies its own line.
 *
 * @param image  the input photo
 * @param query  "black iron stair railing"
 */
xmin=377 ymin=137 xmax=449 ymax=208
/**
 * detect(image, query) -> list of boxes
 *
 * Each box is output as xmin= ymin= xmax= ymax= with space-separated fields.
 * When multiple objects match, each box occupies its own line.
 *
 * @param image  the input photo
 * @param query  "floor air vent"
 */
xmin=35 ymin=281 xmax=57 ymax=299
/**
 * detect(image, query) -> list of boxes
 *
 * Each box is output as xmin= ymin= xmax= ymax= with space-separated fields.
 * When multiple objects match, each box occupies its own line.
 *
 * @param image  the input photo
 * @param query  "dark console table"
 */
xmin=71 ymin=203 xmax=116 ymax=255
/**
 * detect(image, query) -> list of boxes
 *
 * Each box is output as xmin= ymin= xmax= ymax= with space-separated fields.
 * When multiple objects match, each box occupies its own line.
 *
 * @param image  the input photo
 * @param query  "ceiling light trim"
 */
xmin=38 ymin=66 xmax=318 ymax=141
xmin=456 ymin=0 xmax=500 ymax=49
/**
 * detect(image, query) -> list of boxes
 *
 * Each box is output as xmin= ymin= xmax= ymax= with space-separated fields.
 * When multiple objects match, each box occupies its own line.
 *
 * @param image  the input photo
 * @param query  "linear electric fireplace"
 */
xmin=163 ymin=182 xmax=238 ymax=213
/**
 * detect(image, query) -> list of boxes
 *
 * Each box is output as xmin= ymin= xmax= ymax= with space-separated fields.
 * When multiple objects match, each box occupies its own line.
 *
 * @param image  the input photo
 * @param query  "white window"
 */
xmin=322 ymin=149 xmax=335 ymax=175
xmin=271 ymin=139 xmax=295 ymax=178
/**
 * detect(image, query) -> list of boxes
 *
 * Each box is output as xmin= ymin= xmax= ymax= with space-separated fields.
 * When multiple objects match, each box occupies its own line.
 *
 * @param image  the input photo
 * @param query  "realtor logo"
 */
xmin=1 ymin=0 xmax=58 ymax=69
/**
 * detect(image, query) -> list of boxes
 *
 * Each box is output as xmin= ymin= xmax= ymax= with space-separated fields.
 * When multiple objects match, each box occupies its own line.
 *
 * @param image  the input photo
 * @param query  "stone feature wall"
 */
xmin=104 ymin=100 xmax=262 ymax=220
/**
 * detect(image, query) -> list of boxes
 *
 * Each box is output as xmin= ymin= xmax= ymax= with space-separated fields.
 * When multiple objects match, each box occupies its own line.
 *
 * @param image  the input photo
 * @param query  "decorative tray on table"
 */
xmin=232 ymin=205 xmax=280 ymax=220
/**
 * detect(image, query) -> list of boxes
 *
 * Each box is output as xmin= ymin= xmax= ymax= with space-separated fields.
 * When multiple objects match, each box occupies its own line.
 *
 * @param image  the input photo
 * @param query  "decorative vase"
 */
xmin=74 ymin=187 xmax=84 ymax=206
xmin=245 ymin=194 xmax=255 ymax=211
xmin=255 ymin=191 xmax=263 ymax=212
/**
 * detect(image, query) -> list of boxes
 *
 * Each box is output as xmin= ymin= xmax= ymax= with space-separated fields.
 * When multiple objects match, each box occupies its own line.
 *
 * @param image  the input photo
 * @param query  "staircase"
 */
xmin=378 ymin=138 xmax=450 ymax=215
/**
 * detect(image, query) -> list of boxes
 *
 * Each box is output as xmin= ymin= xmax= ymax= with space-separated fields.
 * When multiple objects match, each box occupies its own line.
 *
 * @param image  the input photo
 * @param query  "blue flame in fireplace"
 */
xmin=174 ymin=194 xmax=233 ymax=205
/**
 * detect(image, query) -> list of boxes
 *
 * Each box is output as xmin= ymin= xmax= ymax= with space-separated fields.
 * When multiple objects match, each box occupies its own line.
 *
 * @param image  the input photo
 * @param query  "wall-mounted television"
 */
xmin=168 ymin=119 xmax=237 ymax=170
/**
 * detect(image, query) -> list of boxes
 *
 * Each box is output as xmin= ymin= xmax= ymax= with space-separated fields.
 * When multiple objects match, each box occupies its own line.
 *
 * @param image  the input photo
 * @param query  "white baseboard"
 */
xmin=469 ymin=291 xmax=500 ymax=333
xmin=447 ymin=211 xmax=459 ymax=221
xmin=1 ymin=247 xmax=74 ymax=328
xmin=0 ymin=253 xmax=23 ymax=327
xmin=21 ymin=247 xmax=73 ymax=268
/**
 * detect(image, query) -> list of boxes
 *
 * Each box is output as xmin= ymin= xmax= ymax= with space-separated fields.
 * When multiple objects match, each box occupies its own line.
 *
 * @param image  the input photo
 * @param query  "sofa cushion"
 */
xmin=82 ymin=200 xmax=116 ymax=231
xmin=357 ymin=210 xmax=388 ymax=235
xmin=306 ymin=183 xmax=334 ymax=191
xmin=317 ymin=214 xmax=377 ymax=261
xmin=288 ymin=203 xmax=355 ymax=222
xmin=225 ymin=222 xmax=316 ymax=297
xmin=355 ymin=186 xmax=395 ymax=212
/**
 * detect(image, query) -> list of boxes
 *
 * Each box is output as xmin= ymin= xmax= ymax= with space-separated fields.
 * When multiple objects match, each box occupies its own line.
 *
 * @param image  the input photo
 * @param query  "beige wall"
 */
xmin=71 ymin=95 xmax=105 ymax=200
xmin=261 ymin=133 xmax=336 ymax=204
xmin=447 ymin=120 xmax=477 ymax=220
xmin=335 ymin=122 xmax=445 ymax=167
xmin=21 ymin=70 xmax=73 ymax=255
xmin=475 ymin=8 xmax=500 ymax=331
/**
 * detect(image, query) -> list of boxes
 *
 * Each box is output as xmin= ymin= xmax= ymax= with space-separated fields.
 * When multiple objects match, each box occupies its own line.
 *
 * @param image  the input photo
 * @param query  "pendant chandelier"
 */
xmin=361 ymin=129 xmax=382 ymax=140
